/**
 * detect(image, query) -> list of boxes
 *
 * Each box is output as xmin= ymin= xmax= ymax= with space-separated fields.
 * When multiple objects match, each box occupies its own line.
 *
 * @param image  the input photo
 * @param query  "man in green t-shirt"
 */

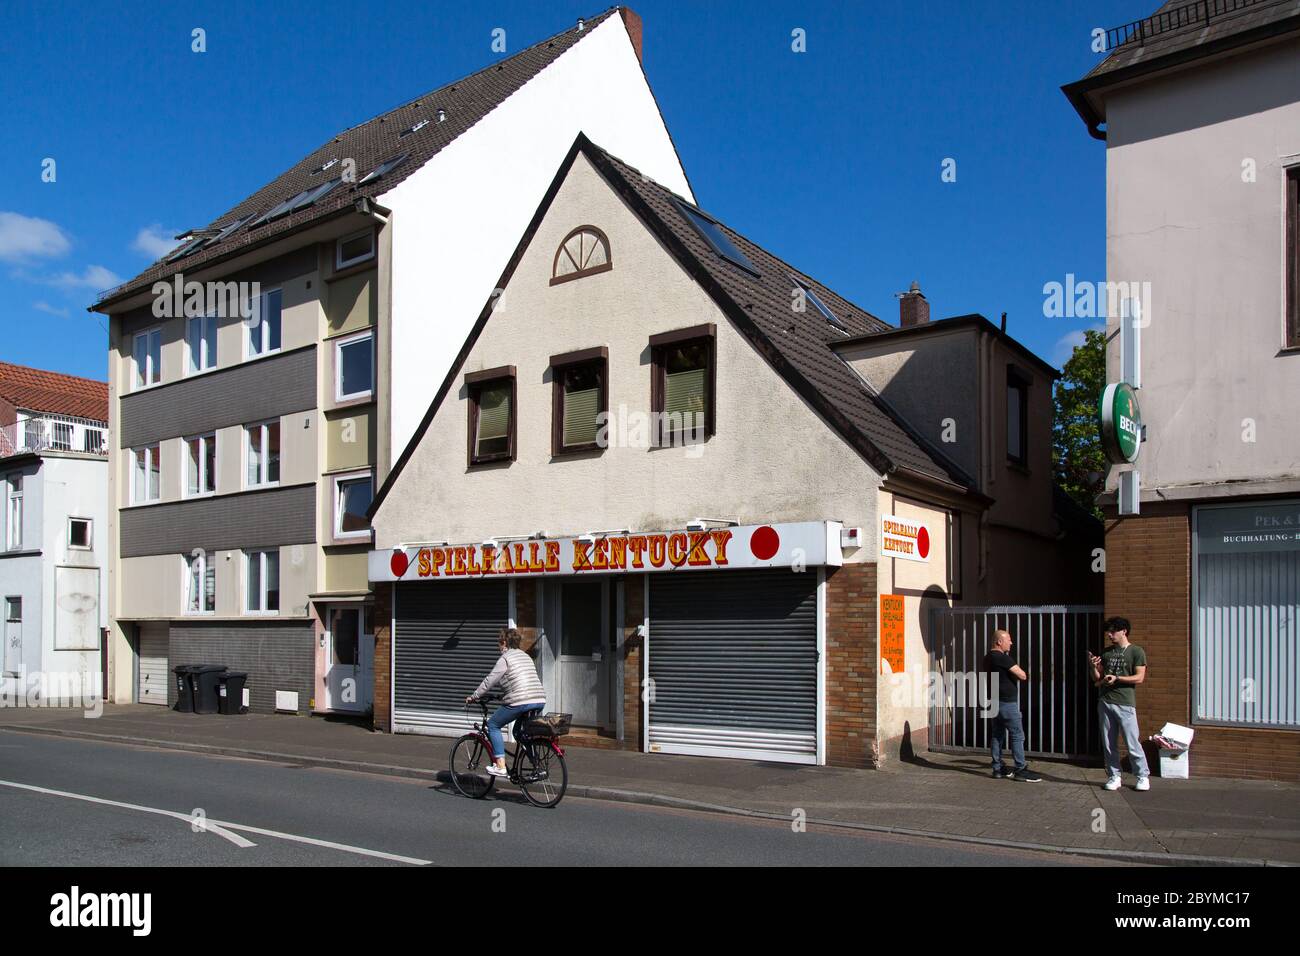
xmin=1087 ymin=617 xmax=1150 ymax=791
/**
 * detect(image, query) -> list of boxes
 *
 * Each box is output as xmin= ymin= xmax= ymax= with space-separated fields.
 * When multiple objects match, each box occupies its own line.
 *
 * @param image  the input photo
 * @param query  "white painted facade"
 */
xmin=380 ymin=14 xmax=694 ymax=460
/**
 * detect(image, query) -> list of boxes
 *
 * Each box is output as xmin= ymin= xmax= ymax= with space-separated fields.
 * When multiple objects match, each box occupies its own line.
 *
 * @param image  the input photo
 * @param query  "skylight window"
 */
xmin=792 ymin=276 xmax=847 ymax=330
xmin=400 ymin=118 xmax=429 ymax=137
xmin=672 ymin=199 xmax=759 ymax=276
xmin=248 ymin=177 xmax=343 ymax=227
xmin=359 ymin=153 xmax=409 ymax=185
xmin=212 ymin=215 xmax=249 ymax=244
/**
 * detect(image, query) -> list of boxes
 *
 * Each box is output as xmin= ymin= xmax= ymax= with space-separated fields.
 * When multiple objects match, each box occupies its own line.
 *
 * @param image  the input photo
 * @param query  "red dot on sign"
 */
xmin=917 ymin=527 xmax=930 ymax=559
xmin=750 ymin=526 xmax=780 ymax=561
xmin=390 ymin=551 xmax=409 ymax=578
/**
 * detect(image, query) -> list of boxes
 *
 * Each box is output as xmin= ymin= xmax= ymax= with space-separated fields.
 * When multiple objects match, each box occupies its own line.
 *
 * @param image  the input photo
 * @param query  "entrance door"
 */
xmin=556 ymin=580 xmax=607 ymax=727
xmin=3 ymin=597 xmax=21 ymax=676
xmin=325 ymin=606 xmax=372 ymax=713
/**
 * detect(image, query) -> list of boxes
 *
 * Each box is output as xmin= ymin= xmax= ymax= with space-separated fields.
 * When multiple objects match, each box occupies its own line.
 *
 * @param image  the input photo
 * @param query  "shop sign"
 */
xmin=881 ymin=515 xmax=930 ymax=562
xmin=369 ymin=521 xmax=843 ymax=582
xmin=1195 ymin=502 xmax=1300 ymax=555
xmin=880 ymin=594 xmax=906 ymax=674
xmin=1099 ymin=382 xmax=1143 ymax=464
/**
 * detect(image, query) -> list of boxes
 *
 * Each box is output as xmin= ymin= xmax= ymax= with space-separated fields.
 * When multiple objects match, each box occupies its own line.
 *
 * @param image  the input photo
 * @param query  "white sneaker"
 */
xmin=1135 ymin=776 xmax=1151 ymax=792
xmin=486 ymin=764 xmax=508 ymax=778
xmin=1104 ymin=775 xmax=1123 ymax=791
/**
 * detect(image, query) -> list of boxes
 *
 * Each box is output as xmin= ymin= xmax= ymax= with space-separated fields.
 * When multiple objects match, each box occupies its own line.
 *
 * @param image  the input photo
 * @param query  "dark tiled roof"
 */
xmin=93 ymin=8 xmax=623 ymax=310
xmin=1089 ymin=0 xmax=1299 ymax=79
xmin=0 ymin=362 xmax=109 ymax=423
xmin=589 ymin=144 xmax=972 ymax=487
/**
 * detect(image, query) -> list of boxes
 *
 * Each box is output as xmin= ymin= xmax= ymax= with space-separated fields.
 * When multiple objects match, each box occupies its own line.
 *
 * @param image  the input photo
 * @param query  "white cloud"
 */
xmin=41 ymin=264 xmax=123 ymax=291
xmin=1052 ymin=325 xmax=1105 ymax=367
xmin=33 ymin=300 xmax=71 ymax=318
xmin=0 ymin=211 xmax=71 ymax=263
xmin=131 ymin=223 xmax=182 ymax=259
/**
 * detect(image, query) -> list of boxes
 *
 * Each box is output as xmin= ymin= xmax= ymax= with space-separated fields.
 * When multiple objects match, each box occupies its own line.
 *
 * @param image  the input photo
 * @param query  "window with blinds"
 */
xmin=551 ymin=350 xmax=607 ymax=455
xmin=468 ymin=375 xmax=514 ymax=465
xmin=651 ymin=330 xmax=714 ymax=446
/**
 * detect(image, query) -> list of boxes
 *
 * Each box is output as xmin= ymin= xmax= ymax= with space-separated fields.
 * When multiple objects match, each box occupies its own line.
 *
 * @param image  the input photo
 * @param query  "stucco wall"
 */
xmin=373 ymin=152 xmax=882 ymax=551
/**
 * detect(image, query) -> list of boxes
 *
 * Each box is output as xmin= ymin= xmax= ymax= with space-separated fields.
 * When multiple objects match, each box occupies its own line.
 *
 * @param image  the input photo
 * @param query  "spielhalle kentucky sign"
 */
xmin=369 ymin=521 xmax=844 ymax=582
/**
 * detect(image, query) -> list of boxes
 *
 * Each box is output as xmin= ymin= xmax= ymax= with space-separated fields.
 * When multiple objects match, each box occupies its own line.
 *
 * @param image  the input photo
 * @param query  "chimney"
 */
xmin=898 ymin=281 xmax=930 ymax=328
xmin=620 ymin=7 xmax=644 ymax=63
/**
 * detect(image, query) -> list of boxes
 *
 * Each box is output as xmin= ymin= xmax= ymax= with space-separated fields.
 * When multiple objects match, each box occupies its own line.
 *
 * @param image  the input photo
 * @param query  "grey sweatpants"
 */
xmin=1099 ymin=700 xmax=1150 ymax=778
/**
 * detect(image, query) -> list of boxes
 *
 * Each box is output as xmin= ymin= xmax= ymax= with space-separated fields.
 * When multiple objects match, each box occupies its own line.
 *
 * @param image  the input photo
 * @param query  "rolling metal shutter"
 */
xmin=137 ymin=624 xmax=169 ymax=706
xmin=648 ymin=569 xmax=819 ymax=763
xmin=393 ymin=580 xmax=508 ymax=735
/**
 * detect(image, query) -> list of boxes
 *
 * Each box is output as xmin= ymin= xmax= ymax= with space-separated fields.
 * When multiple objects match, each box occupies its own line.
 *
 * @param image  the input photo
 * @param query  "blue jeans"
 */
xmin=487 ymin=702 xmax=543 ymax=759
xmin=990 ymin=701 xmax=1026 ymax=772
xmin=1098 ymin=700 xmax=1150 ymax=778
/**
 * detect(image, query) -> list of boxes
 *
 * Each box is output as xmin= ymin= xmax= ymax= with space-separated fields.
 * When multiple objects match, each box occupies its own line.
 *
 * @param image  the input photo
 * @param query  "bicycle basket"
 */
xmin=524 ymin=713 xmax=572 ymax=738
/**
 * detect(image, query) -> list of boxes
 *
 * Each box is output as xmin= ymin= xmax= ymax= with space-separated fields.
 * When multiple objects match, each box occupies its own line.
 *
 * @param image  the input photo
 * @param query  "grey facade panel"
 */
xmin=167 ymin=621 xmax=315 ymax=714
xmin=119 ymin=345 xmax=316 ymax=448
xmin=120 ymin=484 xmax=316 ymax=558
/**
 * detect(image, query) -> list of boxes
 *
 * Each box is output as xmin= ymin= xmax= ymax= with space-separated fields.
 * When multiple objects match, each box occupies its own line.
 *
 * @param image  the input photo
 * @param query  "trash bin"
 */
xmin=217 ymin=672 xmax=248 ymax=715
xmin=172 ymin=665 xmax=197 ymax=712
xmin=191 ymin=664 xmax=227 ymax=714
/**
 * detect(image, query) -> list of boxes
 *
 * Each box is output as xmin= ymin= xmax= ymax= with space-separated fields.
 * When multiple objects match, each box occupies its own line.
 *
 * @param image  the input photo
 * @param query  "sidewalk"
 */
xmin=2 ymin=704 xmax=1296 ymax=865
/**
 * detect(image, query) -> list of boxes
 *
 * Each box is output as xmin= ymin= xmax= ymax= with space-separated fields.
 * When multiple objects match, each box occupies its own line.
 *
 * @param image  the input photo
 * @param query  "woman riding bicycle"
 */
xmin=466 ymin=628 xmax=545 ymax=778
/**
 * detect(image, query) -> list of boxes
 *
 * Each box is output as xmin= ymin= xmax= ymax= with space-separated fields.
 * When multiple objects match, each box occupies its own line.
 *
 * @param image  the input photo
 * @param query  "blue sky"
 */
xmin=0 ymin=0 xmax=1139 ymax=382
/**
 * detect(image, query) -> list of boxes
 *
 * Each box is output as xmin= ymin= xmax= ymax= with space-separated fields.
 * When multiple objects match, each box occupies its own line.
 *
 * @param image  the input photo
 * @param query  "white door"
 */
xmin=3 ymin=597 xmax=21 ymax=676
xmin=325 ymin=607 xmax=372 ymax=713
xmin=137 ymin=625 xmax=169 ymax=706
xmin=556 ymin=580 xmax=607 ymax=728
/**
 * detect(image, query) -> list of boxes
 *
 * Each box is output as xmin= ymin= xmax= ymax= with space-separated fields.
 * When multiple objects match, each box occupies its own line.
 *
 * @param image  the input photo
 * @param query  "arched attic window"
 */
xmin=550 ymin=226 xmax=612 ymax=286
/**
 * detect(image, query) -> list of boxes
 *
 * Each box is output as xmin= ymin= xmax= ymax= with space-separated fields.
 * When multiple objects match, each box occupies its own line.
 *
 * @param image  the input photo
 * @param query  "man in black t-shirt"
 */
xmin=983 ymin=629 xmax=1042 ymax=782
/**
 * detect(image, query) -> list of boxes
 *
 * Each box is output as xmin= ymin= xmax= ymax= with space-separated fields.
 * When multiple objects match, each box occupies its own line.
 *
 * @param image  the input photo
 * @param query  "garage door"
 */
xmin=137 ymin=624 xmax=169 ymax=706
xmin=648 ymin=569 xmax=820 ymax=763
xmin=393 ymin=580 xmax=508 ymax=735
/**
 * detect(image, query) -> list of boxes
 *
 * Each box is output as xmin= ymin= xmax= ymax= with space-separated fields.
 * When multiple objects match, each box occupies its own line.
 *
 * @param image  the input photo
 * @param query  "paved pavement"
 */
xmin=2 ymin=704 xmax=1297 ymax=864
xmin=0 ymin=732 xmax=1098 ymax=866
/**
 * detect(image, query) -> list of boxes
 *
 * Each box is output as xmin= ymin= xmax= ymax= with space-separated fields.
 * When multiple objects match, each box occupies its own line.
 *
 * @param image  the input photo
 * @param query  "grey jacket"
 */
xmin=474 ymin=648 xmax=545 ymax=706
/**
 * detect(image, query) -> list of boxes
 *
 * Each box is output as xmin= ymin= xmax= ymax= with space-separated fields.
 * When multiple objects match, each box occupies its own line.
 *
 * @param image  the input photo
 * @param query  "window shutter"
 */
xmin=664 ymin=367 xmax=706 ymax=422
xmin=563 ymin=386 xmax=600 ymax=446
xmin=476 ymin=386 xmax=510 ymax=454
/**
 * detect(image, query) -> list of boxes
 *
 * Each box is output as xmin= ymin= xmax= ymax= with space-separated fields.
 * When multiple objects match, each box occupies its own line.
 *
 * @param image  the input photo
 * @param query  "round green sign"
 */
xmin=1099 ymin=382 xmax=1143 ymax=464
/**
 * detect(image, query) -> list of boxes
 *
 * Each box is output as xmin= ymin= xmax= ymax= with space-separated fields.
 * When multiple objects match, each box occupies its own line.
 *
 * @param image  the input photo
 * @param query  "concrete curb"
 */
xmin=2 ymin=723 xmax=1290 ymax=868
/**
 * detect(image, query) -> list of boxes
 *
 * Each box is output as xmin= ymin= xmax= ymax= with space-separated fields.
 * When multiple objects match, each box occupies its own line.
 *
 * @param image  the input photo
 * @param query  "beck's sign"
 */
xmin=881 ymin=515 xmax=931 ymax=562
xmin=1099 ymin=381 xmax=1143 ymax=464
xmin=369 ymin=521 xmax=843 ymax=582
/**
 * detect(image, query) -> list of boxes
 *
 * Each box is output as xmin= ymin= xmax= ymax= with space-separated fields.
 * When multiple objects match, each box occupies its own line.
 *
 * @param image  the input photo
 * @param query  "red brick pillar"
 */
xmin=825 ymin=562 xmax=878 ymax=768
xmin=372 ymin=582 xmax=392 ymax=732
xmin=622 ymin=575 xmax=645 ymax=749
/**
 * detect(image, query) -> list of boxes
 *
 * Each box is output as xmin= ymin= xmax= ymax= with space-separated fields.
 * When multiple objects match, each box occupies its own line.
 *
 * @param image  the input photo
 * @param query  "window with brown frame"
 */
xmin=650 ymin=324 xmax=715 ymax=447
xmin=465 ymin=366 xmax=516 ymax=466
xmin=1287 ymin=165 xmax=1299 ymax=349
xmin=551 ymin=225 xmax=612 ymax=286
xmin=550 ymin=346 xmax=608 ymax=455
xmin=1006 ymin=365 xmax=1030 ymax=468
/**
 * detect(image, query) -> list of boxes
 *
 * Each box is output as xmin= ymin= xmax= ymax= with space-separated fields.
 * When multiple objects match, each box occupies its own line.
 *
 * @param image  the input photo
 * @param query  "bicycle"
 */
xmin=448 ymin=697 xmax=570 ymax=808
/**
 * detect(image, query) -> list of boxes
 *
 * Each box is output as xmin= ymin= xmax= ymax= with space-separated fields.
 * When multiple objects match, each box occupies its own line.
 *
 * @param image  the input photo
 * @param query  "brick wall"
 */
xmin=372 ymin=583 xmax=391 ymax=731
xmin=825 ymin=562 xmax=878 ymax=768
xmin=622 ymin=574 xmax=644 ymax=747
xmin=1105 ymin=504 xmax=1300 ymax=781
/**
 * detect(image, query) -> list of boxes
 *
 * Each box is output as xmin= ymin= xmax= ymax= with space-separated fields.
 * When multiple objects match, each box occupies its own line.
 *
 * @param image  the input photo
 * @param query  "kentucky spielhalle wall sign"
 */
xmin=368 ymin=521 xmax=844 ymax=582
xmin=881 ymin=515 xmax=931 ymax=563
xmin=1099 ymin=381 xmax=1144 ymax=464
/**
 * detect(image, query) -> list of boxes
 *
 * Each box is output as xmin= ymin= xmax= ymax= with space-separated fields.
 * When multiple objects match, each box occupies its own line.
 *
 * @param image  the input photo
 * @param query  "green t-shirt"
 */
xmin=1099 ymin=643 xmax=1147 ymax=707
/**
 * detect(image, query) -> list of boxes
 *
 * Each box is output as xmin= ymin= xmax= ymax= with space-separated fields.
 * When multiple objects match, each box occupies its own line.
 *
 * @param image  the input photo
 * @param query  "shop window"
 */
xmin=650 ymin=324 xmax=715 ymax=446
xmin=550 ymin=226 xmax=611 ymax=285
xmin=1006 ymin=367 xmax=1030 ymax=467
xmin=550 ymin=347 xmax=607 ymax=455
xmin=465 ymin=366 xmax=516 ymax=466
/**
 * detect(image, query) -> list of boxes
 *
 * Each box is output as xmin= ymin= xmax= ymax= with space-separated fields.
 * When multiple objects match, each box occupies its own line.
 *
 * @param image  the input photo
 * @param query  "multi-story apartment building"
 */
xmin=89 ymin=9 xmax=692 ymax=714
xmin=0 ymin=363 xmax=109 ymax=705
xmin=1064 ymin=0 xmax=1300 ymax=779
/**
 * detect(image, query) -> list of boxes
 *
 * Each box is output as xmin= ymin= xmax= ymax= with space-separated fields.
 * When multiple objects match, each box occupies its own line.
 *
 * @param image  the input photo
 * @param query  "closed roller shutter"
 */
xmin=648 ymin=569 xmax=819 ymax=764
xmin=393 ymin=580 xmax=508 ymax=735
xmin=138 ymin=624 xmax=169 ymax=706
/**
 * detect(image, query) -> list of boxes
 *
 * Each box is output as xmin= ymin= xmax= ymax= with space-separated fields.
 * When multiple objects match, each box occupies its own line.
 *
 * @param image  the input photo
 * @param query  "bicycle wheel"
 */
xmin=517 ymin=738 xmax=567 ymax=808
xmin=449 ymin=734 xmax=496 ymax=799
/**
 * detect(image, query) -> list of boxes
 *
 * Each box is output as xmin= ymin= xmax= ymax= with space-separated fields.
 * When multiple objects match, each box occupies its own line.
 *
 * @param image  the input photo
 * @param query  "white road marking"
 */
xmin=0 ymin=779 xmax=432 ymax=865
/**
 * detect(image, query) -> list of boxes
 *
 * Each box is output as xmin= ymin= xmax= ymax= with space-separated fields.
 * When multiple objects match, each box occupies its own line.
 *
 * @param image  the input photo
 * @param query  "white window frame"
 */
xmin=68 ymin=517 xmax=93 ymax=551
xmin=336 ymin=229 xmax=376 ymax=270
xmin=183 ymin=432 xmax=217 ymax=498
xmin=244 ymin=549 xmax=280 ymax=615
xmin=5 ymin=474 xmax=22 ymax=551
xmin=332 ymin=470 xmax=374 ymax=541
xmin=130 ymin=444 xmax=162 ymax=505
xmin=132 ymin=327 xmax=162 ymax=391
xmin=334 ymin=330 xmax=374 ymax=402
xmin=244 ymin=420 xmax=281 ymax=489
xmin=186 ymin=312 xmax=218 ymax=375
xmin=245 ymin=287 xmax=283 ymax=359
xmin=183 ymin=550 xmax=216 ymax=615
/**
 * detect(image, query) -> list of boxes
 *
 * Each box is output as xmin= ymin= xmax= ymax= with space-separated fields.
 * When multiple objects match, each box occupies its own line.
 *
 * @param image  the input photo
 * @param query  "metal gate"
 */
xmin=928 ymin=606 xmax=1103 ymax=760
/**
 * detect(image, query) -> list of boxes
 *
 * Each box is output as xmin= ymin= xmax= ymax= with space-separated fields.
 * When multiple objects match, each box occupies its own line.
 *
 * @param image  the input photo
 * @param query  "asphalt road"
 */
xmin=0 ymin=730 xmax=1106 ymax=867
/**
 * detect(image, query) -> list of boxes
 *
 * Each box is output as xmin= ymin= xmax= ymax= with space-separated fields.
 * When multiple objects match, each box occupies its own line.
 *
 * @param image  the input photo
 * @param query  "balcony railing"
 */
xmin=1104 ymin=0 xmax=1268 ymax=51
xmin=0 ymin=414 xmax=108 ymax=458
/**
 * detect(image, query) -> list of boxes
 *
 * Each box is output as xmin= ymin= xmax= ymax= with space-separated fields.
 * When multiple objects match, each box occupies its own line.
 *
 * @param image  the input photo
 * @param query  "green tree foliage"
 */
xmin=1053 ymin=329 xmax=1107 ymax=518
